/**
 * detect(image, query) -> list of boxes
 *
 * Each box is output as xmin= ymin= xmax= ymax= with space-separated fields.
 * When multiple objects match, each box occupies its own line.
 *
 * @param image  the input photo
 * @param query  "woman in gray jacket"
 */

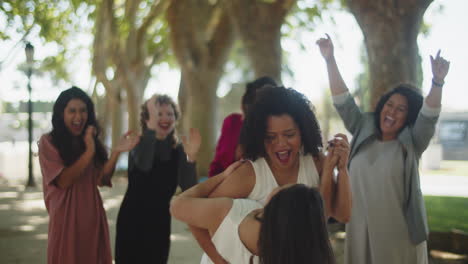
xmin=317 ymin=34 xmax=450 ymax=264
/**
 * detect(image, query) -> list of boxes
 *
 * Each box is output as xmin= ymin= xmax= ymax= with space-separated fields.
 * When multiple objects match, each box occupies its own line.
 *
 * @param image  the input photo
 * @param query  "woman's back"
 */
xmin=202 ymin=199 xmax=262 ymax=264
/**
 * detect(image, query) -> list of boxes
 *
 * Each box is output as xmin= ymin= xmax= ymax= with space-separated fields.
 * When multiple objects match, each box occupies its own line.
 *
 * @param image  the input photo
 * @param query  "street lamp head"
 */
xmin=25 ymin=42 xmax=34 ymax=64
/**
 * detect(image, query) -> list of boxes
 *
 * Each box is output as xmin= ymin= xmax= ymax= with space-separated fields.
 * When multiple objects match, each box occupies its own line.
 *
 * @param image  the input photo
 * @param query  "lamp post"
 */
xmin=25 ymin=42 xmax=36 ymax=187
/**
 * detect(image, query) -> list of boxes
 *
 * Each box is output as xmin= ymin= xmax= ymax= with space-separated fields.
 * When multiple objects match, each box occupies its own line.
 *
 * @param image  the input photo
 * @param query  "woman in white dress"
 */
xmin=317 ymin=34 xmax=450 ymax=264
xmin=189 ymin=86 xmax=352 ymax=263
xmin=171 ymin=170 xmax=336 ymax=264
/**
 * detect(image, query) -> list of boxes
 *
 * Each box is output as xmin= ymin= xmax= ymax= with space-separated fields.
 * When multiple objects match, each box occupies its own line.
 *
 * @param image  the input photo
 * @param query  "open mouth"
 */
xmin=382 ymin=116 xmax=396 ymax=128
xmin=158 ymin=122 xmax=172 ymax=131
xmin=275 ymin=150 xmax=291 ymax=164
xmin=71 ymin=121 xmax=83 ymax=133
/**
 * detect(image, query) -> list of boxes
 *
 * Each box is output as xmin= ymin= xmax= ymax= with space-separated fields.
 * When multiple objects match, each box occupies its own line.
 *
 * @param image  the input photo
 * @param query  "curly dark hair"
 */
xmin=239 ymin=86 xmax=322 ymax=161
xmin=258 ymin=184 xmax=336 ymax=264
xmin=140 ymin=94 xmax=180 ymax=145
xmin=241 ymin=76 xmax=277 ymax=115
xmin=50 ymin=86 xmax=108 ymax=167
xmin=374 ymin=84 xmax=423 ymax=135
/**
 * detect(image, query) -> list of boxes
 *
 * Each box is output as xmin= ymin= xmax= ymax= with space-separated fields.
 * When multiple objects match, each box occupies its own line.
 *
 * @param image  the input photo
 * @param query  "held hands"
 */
xmin=430 ymin=50 xmax=450 ymax=85
xmin=181 ymin=128 xmax=202 ymax=162
xmin=325 ymin=133 xmax=350 ymax=171
xmin=113 ymin=131 xmax=140 ymax=153
xmin=316 ymin=33 xmax=334 ymax=62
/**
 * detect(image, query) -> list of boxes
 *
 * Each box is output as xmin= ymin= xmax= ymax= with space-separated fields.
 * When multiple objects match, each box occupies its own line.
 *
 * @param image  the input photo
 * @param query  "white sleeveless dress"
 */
xmin=201 ymin=199 xmax=262 ymax=264
xmin=248 ymin=154 xmax=321 ymax=205
xmin=200 ymin=154 xmax=320 ymax=263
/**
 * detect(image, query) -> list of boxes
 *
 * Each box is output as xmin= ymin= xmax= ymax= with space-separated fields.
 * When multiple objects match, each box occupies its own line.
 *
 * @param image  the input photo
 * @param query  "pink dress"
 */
xmin=38 ymin=135 xmax=112 ymax=264
xmin=208 ymin=113 xmax=243 ymax=177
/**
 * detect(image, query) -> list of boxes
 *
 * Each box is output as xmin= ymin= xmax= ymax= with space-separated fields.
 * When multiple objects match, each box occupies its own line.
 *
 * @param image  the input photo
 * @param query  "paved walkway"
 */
xmin=0 ymin=177 xmax=205 ymax=264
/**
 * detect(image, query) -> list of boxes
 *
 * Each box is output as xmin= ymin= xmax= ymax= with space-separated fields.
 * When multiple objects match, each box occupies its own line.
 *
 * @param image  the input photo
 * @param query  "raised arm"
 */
xmin=177 ymin=128 xmax=201 ymax=191
xmin=99 ymin=131 xmax=139 ymax=186
xmin=412 ymin=50 xmax=450 ymax=153
xmin=317 ymin=34 xmax=349 ymax=96
xmin=426 ymin=50 xmax=450 ymax=108
xmin=317 ymin=34 xmax=364 ymax=134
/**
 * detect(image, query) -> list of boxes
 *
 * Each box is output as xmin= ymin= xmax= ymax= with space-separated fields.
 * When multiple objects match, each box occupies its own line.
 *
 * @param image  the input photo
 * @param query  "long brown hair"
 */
xmin=257 ymin=184 xmax=335 ymax=264
xmin=50 ymin=86 xmax=108 ymax=167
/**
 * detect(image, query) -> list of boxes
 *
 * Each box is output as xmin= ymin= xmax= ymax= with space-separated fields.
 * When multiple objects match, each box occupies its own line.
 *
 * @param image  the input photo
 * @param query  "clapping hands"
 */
xmin=181 ymin=128 xmax=202 ymax=162
xmin=113 ymin=131 xmax=140 ymax=153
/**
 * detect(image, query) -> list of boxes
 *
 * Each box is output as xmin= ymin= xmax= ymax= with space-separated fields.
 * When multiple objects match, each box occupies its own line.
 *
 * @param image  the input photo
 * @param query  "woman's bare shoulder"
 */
xmin=209 ymin=161 xmax=256 ymax=199
xmin=238 ymin=209 xmax=261 ymax=256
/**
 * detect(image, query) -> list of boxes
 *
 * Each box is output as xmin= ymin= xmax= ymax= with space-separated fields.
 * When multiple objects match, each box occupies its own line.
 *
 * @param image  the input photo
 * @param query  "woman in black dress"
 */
xmin=115 ymin=94 xmax=200 ymax=263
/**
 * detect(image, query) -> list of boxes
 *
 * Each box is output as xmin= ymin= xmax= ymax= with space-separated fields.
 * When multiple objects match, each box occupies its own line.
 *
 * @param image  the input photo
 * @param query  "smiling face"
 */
xmin=379 ymin=93 xmax=408 ymax=140
xmin=63 ymin=99 xmax=88 ymax=136
xmin=152 ymin=103 xmax=176 ymax=140
xmin=264 ymin=114 xmax=302 ymax=171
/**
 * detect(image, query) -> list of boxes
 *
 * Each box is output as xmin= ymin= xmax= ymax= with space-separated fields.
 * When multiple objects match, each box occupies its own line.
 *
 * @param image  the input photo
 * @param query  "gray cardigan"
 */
xmin=333 ymin=92 xmax=440 ymax=244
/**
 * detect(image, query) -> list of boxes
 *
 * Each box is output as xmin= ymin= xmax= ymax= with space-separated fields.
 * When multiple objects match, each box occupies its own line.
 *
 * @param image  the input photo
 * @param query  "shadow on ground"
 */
xmin=0 ymin=177 xmax=205 ymax=264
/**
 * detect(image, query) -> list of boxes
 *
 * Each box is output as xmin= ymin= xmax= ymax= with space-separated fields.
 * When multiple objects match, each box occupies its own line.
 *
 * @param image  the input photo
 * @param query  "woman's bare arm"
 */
xmin=317 ymin=34 xmax=349 ymax=96
xmin=170 ymin=174 xmax=232 ymax=234
xmin=184 ymin=161 xmax=255 ymax=264
xmin=208 ymin=162 xmax=255 ymax=198
xmin=328 ymin=134 xmax=352 ymax=222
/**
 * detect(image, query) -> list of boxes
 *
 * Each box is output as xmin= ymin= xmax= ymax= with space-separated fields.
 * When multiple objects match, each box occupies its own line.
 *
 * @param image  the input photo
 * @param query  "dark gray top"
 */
xmin=130 ymin=129 xmax=197 ymax=191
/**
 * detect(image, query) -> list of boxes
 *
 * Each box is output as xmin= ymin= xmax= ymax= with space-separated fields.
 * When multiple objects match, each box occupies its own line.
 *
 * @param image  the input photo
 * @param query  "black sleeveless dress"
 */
xmin=115 ymin=130 xmax=197 ymax=264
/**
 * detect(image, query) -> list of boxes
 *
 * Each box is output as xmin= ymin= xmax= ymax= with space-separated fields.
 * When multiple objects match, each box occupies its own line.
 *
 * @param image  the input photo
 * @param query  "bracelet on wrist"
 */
xmin=432 ymin=78 xmax=444 ymax=87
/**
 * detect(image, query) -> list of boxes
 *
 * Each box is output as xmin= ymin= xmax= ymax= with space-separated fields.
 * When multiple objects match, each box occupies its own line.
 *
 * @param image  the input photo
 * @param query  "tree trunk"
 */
xmin=347 ymin=0 xmax=432 ymax=108
xmin=121 ymin=72 xmax=143 ymax=133
xmin=184 ymin=71 xmax=220 ymax=177
xmin=92 ymin=0 xmax=168 ymax=135
xmin=177 ymin=75 xmax=190 ymax=133
xmin=167 ymin=0 xmax=235 ymax=177
xmin=111 ymin=88 xmax=123 ymax=149
xmin=226 ymin=0 xmax=297 ymax=83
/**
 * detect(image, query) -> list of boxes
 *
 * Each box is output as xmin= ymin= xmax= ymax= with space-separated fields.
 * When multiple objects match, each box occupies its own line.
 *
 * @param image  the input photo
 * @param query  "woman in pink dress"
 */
xmin=208 ymin=76 xmax=277 ymax=177
xmin=38 ymin=86 xmax=139 ymax=264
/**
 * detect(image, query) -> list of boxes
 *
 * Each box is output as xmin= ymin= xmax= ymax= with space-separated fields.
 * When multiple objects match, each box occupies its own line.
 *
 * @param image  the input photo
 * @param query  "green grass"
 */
xmin=425 ymin=195 xmax=468 ymax=233
xmin=422 ymin=160 xmax=468 ymax=176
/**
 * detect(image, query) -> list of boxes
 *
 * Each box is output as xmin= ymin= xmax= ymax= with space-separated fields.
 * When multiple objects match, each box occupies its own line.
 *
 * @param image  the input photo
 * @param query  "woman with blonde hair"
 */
xmin=115 ymin=94 xmax=201 ymax=263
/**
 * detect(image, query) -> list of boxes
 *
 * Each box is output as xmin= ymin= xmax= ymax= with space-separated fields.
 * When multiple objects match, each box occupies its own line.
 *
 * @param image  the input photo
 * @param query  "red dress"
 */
xmin=38 ymin=135 xmax=112 ymax=264
xmin=208 ymin=113 xmax=243 ymax=177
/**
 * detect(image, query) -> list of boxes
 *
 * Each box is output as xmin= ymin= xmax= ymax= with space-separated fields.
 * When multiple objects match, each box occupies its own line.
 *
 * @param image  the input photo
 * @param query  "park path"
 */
xmin=0 ymin=177 xmax=204 ymax=264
